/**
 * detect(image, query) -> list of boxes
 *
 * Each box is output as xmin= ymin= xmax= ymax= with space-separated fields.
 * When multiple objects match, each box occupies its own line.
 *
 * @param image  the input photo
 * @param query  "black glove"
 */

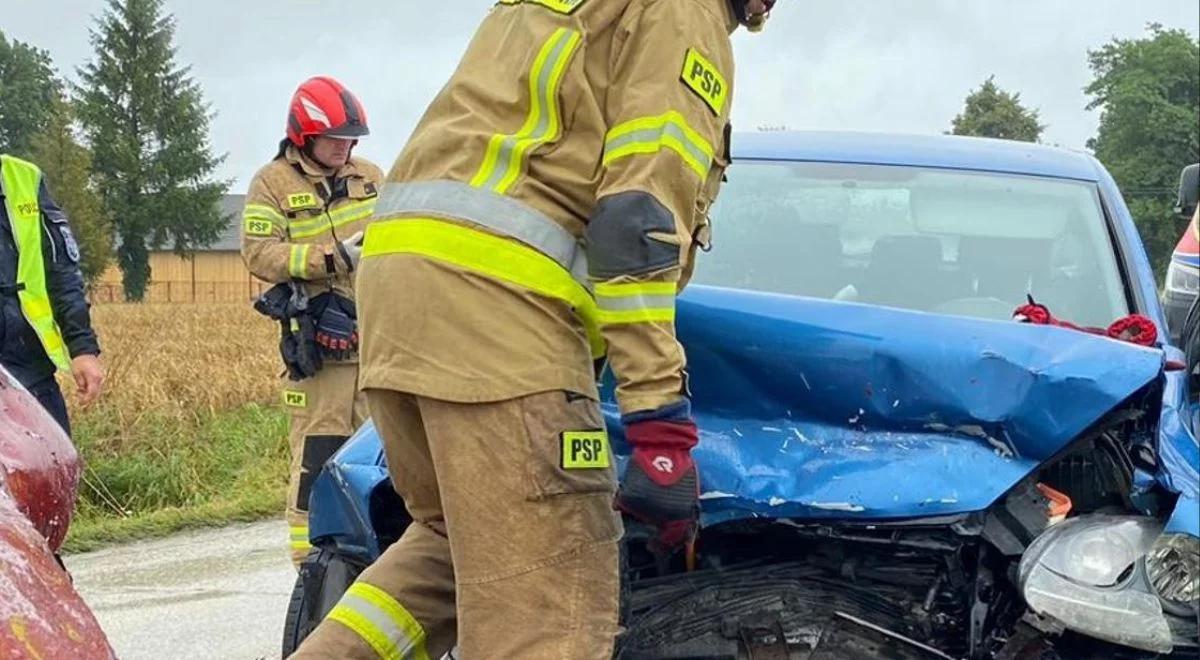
xmin=314 ymin=302 xmax=358 ymax=360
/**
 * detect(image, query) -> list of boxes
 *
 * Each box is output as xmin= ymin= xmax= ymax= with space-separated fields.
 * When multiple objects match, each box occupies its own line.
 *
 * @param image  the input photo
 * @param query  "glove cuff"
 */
xmin=626 ymin=418 xmax=698 ymax=451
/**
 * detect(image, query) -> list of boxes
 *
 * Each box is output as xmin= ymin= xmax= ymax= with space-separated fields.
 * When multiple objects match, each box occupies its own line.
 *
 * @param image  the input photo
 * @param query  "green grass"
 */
xmin=63 ymin=403 xmax=289 ymax=554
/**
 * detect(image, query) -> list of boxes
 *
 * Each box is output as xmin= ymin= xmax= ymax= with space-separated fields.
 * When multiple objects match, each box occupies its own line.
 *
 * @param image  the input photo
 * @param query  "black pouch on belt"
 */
xmin=255 ymin=282 xmax=323 ymax=381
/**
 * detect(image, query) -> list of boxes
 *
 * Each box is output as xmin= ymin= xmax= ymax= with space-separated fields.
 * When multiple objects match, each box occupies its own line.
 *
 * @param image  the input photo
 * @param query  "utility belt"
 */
xmin=254 ymin=283 xmax=358 ymax=381
xmin=368 ymin=180 xmax=606 ymax=363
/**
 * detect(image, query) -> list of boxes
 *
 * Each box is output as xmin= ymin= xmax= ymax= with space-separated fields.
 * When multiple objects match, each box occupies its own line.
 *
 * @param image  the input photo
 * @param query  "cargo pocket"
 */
xmin=520 ymin=390 xmax=616 ymax=501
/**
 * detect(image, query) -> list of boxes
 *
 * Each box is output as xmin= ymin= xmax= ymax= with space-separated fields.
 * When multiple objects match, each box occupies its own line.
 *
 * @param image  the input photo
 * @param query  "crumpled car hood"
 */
xmin=602 ymin=287 xmax=1170 ymax=525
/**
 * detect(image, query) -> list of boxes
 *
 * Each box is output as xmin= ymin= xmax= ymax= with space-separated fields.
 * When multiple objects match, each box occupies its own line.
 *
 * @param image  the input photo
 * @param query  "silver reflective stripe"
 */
xmin=604 ymin=123 xmax=713 ymax=172
xmin=596 ymin=292 xmax=675 ymax=312
xmin=375 ymin=180 xmax=590 ymax=286
xmin=477 ymin=29 xmax=575 ymax=192
xmin=341 ymin=591 xmax=424 ymax=658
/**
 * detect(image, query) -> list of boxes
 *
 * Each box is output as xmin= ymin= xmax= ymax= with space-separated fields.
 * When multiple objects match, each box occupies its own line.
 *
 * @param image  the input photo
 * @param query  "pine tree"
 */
xmin=28 ymin=97 xmax=114 ymax=289
xmin=951 ymin=76 xmax=1045 ymax=143
xmin=76 ymin=0 xmax=229 ymax=301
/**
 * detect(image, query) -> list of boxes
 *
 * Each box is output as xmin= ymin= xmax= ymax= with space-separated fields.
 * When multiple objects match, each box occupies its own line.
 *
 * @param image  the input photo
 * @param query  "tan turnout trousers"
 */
xmin=296 ymin=389 xmax=621 ymax=659
xmin=282 ymin=363 xmax=370 ymax=563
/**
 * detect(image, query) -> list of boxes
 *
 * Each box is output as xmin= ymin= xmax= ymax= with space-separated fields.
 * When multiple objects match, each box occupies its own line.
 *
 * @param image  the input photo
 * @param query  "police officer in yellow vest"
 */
xmin=294 ymin=1 xmax=777 ymax=658
xmin=241 ymin=77 xmax=384 ymax=567
xmin=0 ymin=154 xmax=104 ymax=434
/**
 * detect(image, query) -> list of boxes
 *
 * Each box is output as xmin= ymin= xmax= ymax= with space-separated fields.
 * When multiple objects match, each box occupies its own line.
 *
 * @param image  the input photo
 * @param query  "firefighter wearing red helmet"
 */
xmin=292 ymin=1 xmax=779 ymax=657
xmin=241 ymin=76 xmax=383 ymax=568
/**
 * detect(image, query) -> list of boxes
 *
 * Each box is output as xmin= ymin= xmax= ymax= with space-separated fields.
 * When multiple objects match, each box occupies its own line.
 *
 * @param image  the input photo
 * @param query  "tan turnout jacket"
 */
xmin=361 ymin=0 xmax=736 ymax=415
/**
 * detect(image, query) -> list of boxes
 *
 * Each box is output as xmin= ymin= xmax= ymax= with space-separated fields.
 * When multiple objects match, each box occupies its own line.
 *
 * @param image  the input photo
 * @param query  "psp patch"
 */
xmin=245 ymin=217 xmax=274 ymax=236
xmin=283 ymin=390 xmax=308 ymax=408
xmin=680 ymin=47 xmax=728 ymax=116
xmin=561 ymin=430 xmax=610 ymax=470
xmin=287 ymin=192 xmax=319 ymax=210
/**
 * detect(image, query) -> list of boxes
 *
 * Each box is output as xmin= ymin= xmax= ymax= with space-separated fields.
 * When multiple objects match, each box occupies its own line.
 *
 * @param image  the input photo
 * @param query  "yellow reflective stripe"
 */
xmin=329 ymin=607 xmax=402 ymax=660
xmin=364 ymin=219 xmax=605 ymax=358
xmin=329 ymin=583 xmax=430 ymax=660
xmin=288 ymin=244 xmax=311 ymax=279
xmin=289 ymin=525 xmax=311 ymax=551
xmin=470 ymin=28 xmax=581 ymax=194
xmin=243 ymin=203 xmax=285 ymax=222
xmin=594 ymin=282 xmax=676 ymax=325
xmin=603 ymin=111 xmax=714 ymax=179
xmin=497 ymin=0 xmax=587 ymax=14
xmin=287 ymin=199 xmax=377 ymax=239
xmin=594 ymin=281 xmax=677 ymax=298
xmin=597 ymin=308 xmax=676 ymax=325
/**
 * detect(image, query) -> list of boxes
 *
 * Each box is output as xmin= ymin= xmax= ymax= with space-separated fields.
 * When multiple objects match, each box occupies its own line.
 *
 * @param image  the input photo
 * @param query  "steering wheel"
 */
xmin=932 ymin=297 xmax=1016 ymax=321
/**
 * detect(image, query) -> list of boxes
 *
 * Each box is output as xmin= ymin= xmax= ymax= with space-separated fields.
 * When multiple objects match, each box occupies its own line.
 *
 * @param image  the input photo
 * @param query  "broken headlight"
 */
xmin=1147 ymin=533 xmax=1200 ymax=609
xmin=1018 ymin=515 xmax=1174 ymax=654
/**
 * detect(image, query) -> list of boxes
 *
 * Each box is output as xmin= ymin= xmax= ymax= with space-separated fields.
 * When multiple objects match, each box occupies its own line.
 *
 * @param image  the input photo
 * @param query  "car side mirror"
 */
xmin=1176 ymin=163 xmax=1199 ymax=221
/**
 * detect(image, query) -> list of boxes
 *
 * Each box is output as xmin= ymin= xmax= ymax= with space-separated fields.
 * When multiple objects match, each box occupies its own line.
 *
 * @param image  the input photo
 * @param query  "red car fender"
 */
xmin=0 ymin=369 xmax=113 ymax=658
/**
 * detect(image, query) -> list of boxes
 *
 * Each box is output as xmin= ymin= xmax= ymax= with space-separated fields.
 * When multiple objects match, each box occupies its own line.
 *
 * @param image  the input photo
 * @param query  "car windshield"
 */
xmin=691 ymin=160 xmax=1130 ymax=327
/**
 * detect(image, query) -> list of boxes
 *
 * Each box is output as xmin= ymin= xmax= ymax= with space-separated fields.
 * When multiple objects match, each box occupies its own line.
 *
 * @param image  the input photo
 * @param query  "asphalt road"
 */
xmin=65 ymin=520 xmax=296 ymax=660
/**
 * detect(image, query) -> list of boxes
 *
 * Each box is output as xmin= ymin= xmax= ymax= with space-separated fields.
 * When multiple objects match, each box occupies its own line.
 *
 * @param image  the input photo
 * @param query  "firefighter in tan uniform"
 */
xmin=242 ymin=77 xmax=384 ymax=567
xmin=293 ymin=1 xmax=778 ymax=657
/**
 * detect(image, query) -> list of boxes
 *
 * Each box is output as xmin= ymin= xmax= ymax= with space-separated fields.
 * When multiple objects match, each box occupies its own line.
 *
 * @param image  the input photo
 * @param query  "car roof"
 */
xmin=732 ymin=130 xmax=1101 ymax=182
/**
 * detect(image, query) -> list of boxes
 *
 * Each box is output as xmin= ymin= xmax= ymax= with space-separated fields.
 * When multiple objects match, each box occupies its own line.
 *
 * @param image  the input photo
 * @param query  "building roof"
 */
xmin=210 ymin=194 xmax=246 ymax=251
xmin=731 ymin=130 xmax=1102 ymax=183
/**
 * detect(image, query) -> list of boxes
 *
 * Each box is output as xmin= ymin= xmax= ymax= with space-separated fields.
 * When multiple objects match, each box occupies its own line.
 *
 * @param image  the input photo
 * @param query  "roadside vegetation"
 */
xmin=60 ymin=304 xmax=288 ymax=553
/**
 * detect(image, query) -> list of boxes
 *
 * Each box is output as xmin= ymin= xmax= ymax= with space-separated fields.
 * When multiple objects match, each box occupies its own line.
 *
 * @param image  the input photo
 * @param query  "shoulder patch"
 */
xmin=287 ymin=192 xmax=320 ymax=211
xmin=244 ymin=217 xmax=274 ymax=237
xmin=680 ymin=47 xmax=729 ymax=116
xmin=59 ymin=226 xmax=80 ymax=263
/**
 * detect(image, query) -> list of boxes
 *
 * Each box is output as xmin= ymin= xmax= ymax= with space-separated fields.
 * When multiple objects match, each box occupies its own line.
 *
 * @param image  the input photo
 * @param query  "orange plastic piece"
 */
xmin=1037 ymin=483 xmax=1073 ymax=523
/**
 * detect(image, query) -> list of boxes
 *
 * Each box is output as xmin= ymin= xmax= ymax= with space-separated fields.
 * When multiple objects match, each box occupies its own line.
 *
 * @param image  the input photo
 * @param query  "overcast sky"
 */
xmin=4 ymin=1 xmax=1198 ymax=190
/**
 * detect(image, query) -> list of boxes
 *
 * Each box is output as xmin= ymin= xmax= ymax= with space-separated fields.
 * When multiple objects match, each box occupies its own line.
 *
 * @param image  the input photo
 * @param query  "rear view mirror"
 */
xmin=1177 ymin=164 xmax=1199 ymax=220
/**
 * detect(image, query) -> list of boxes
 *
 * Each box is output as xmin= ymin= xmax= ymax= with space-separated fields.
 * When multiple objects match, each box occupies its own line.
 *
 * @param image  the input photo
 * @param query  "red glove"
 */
xmin=1106 ymin=315 xmax=1157 ymax=347
xmin=615 ymin=419 xmax=700 ymax=556
xmin=1014 ymin=296 xmax=1158 ymax=347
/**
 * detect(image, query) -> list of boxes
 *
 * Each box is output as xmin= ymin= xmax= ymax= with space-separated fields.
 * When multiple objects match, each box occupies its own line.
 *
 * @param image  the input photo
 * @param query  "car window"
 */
xmin=691 ymin=161 xmax=1130 ymax=327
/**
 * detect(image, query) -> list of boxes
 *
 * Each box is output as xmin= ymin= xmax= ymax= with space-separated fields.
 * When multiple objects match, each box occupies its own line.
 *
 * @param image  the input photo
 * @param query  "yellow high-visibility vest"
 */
xmin=1 ymin=154 xmax=71 ymax=372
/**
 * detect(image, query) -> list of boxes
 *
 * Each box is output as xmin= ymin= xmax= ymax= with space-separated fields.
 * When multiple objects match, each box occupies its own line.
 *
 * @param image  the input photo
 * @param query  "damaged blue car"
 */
xmin=284 ymin=131 xmax=1200 ymax=659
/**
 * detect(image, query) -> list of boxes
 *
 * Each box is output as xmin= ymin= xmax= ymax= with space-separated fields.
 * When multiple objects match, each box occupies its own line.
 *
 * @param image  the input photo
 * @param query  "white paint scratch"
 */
xmin=768 ymin=497 xmax=789 ymax=507
xmin=700 ymin=491 xmax=737 ymax=500
xmin=762 ymin=426 xmax=783 ymax=433
xmin=806 ymin=501 xmax=866 ymax=512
